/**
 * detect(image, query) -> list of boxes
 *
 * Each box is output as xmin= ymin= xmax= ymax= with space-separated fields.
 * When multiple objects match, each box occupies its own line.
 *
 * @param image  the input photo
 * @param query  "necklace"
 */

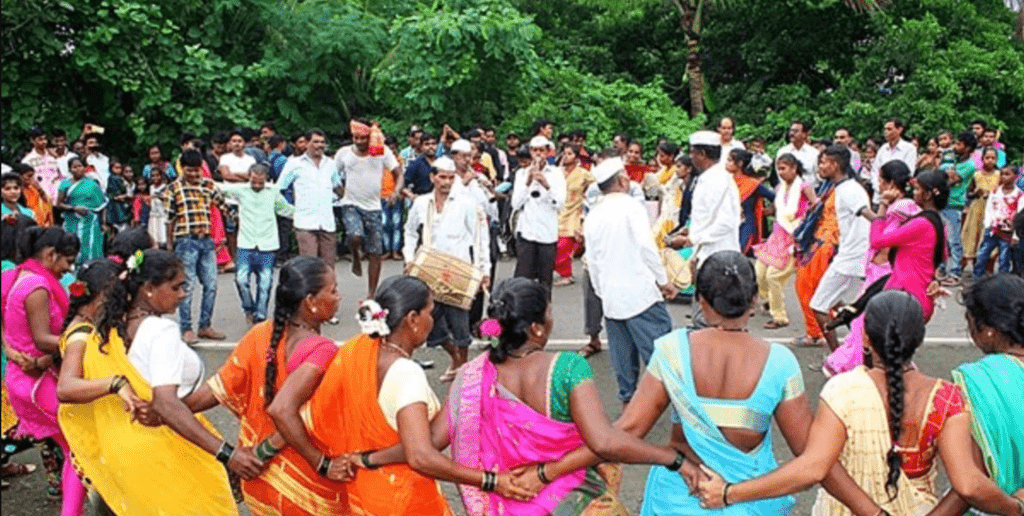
xmin=382 ymin=341 xmax=410 ymax=358
xmin=127 ymin=307 xmax=157 ymax=320
xmin=288 ymin=319 xmax=319 ymax=333
xmin=509 ymin=345 xmax=544 ymax=359
xmin=713 ymin=326 xmax=749 ymax=333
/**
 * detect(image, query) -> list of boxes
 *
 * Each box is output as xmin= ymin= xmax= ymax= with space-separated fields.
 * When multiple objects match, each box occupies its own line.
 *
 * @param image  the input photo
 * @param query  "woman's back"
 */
xmin=687 ymin=329 xmax=793 ymax=452
xmin=493 ymin=351 xmax=589 ymax=422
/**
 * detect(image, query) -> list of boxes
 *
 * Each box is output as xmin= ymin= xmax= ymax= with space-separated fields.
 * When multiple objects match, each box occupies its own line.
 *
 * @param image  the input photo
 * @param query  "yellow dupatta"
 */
xmin=58 ymin=324 xmax=237 ymax=516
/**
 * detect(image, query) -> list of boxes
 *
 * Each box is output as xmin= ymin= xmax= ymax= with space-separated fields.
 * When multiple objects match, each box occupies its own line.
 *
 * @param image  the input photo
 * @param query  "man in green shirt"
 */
xmin=939 ymin=131 xmax=978 ymax=284
xmin=221 ymin=163 xmax=295 ymax=324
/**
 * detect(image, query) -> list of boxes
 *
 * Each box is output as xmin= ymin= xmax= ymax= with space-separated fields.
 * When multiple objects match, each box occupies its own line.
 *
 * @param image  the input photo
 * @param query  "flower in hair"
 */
xmin=107 ymin=254 xmax=125 ymax=265
xmin=356 ymin=299 xmax=391 ymax=337
xmin=126 ymin=250 xmax=144 ymax=274
xmin=68 ymin=280 xmax=90 ymax=299
xmin=479 ymin=318 xmax=502 ymax=339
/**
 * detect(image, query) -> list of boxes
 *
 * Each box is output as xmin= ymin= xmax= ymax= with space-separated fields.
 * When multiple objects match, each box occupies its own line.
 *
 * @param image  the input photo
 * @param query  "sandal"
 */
xmin=577 ymin=341 xmax=603 ymax=358
xmin=553 ymin=277 xmax=575 ymax=287
xmin=439 ymin=366 xmax=460 ymax=383
xmin=763 ymin=320 xmax=789 ymax=330
xmin=790 ymin=335 xmax=825 ymax=347
xmin=1 ymin=463 xmax=37 ymax=478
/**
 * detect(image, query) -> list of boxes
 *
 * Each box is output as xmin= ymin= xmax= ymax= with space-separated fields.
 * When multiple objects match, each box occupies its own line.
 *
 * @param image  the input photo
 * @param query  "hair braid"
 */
xmin=264 ymin=301 xmax=294 ymax=407
xmin=882 ymin=319 xmax=906 ymax=499
xmin=95 ymin=279 xmax=130 ymax=354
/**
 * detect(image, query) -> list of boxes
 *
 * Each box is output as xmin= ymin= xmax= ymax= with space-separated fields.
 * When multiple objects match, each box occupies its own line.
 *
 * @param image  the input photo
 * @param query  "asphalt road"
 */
xmin=1 ymin=257 xmax=980 ymax=516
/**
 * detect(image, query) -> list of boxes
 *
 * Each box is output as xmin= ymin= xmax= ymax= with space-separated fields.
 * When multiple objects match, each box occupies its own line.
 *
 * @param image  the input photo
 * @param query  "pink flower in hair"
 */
xmin=479 ymin=318 xmax=502 ymax=339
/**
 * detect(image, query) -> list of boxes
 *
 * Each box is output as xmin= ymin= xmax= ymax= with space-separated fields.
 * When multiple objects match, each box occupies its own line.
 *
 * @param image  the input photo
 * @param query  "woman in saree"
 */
xmin=304 ymin=275 xmax=534 ymax=515
xmin=727 ymin=149 xmax=774 ymax=254
xmin=541 ymin=250 xmax=875 ymax=515
xmin=945 ymin=274 xmax=1024 ymax=516
xmin=57 ymin=157 xmax=106 ymax=264
xmin=442 ymin=277 xmax=689 ymax=516
xmin=1 ymin=226 xmax=85 ymax=515
xmin=185 ymin=256 xmax=350 ymax=515
xmin=696 ymin=289 xmax=1024 ymax=516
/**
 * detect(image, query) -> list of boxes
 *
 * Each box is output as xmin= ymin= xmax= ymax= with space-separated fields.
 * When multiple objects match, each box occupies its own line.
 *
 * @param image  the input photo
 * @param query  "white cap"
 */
xmin=689 ymin=130 xmax=721 ymax=147
xmin=433 ymin=156 xmax=456 ymax=171
xmin=529 ymin=135 xmax=553 ymax=149
xmin=591 ymin=157 xmax=624 ymax=185
xmin=450 ymin=139 xmax=472 ymax=154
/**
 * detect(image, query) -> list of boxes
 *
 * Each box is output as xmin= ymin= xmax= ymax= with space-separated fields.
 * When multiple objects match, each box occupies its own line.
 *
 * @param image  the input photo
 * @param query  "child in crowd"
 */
xmin=961 ymin=147 xmax=1001 ymax=272
xmin=753 ymin=154 xmax=815 ymax=329
xmin=142 ymin=144 xmax=173 ymax=181
xmin=974 ymin=165 xmax=1023 ymax=278
xmin=131 ymin=176 xmax=150 ymax=229
xmin=122 ymin=165 xmax=136 ymax=196
xmin=142 ymin=167 xmax=168 ymax=248
xmin=1 ymin=172 xmax=35 ymax=219
xmin=105 ymin=159 xmax=133 ymax=233
xmin=15 ymin=164 xmax=53 ymax=226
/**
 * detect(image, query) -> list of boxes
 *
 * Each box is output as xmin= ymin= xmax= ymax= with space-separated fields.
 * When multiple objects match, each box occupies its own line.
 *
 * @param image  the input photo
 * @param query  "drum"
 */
xmin=660 ymin=247 xmax=693 ymax=290
xmin=409 ymin=248 xmax=482 ymax=310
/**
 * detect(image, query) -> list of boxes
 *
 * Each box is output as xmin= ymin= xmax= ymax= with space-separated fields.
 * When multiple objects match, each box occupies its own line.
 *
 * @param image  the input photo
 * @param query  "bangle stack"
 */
xmin=108 ymin=375 xmax=129 ymax=394
xmin=722 ymin=483 xmax=732 ymax=507
xmin=480 ymin=471 xmax=497 ymax=492
xmin=536 ymin=463 xmax=552 ymax=484
xmin=317 ymin=455 xmax=332 ymax=477
xmin=254 ymin=439 xmax=281 ymax=461
xmin=666 ymin=451 xmax=685 ymax=471
xmin=360 ymin=451 xmax=380 ymax=470
xmin=215 ymin=441 xmax=236 ymax=465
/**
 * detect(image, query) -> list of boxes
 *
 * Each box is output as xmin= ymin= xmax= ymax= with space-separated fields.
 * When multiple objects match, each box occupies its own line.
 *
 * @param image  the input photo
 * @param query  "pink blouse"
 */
xmin=869 ymin=214 xmax=939 ymax=319
xmin=285 ymin=336 xmax=338 ymax=374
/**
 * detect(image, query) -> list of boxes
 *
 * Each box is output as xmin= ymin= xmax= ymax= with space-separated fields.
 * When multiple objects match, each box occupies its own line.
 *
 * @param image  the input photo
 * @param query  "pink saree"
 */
xmin=448 ymin=355 xmax=625 ymax=516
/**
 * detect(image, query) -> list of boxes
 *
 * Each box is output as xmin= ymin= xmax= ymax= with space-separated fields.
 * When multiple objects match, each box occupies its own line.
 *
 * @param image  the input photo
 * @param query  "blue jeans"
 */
xmin=380 ymin=199 xmax=404 ymax=254
xmin=235 ymin=248 xmax=275 ymax=321
xmin=605 ymin=302 xmax=673 ymax=402
xmin=941 ymin=208 xmax=964 ymax=277
xmin=175 ymin=236 xmax=218 ymax=333
xmin=974 ymin=229 xmax=1012 ymax=279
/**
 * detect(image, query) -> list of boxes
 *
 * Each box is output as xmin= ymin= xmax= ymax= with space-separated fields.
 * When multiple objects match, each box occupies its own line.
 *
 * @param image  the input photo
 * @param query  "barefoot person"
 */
xmin=336 ymin=119 xmax=403 ymax=298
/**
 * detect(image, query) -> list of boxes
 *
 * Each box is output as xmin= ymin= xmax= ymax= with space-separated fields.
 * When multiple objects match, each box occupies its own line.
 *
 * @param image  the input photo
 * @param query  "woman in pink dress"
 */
xmin=824 ymin=164 xmax=948 ymax=376
xmin=1 ymin=226 xmax=87 ymax=516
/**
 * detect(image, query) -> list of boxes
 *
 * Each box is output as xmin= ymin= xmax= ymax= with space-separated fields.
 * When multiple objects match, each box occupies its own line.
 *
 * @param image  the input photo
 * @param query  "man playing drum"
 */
xmin=404 ymin=156 xmax=491 ymax=382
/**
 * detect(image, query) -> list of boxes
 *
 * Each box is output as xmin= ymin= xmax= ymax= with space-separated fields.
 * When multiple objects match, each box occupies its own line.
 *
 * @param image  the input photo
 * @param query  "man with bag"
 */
xmin=404 ymin=156 xmax=490 ymax=382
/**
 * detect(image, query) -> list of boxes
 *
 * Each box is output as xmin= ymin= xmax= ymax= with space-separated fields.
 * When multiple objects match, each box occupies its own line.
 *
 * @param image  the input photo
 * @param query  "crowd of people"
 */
xmin=1 ymin=115 xmax=1022 ymax=516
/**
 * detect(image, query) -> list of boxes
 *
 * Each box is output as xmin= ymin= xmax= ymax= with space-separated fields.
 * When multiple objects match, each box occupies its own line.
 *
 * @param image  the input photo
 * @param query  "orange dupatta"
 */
xmin=24 ymin=185 xmax=54 ymax=226
xmin=735 ymin=173 xmax=766 ymax=249
xmin=207 ymin=321 xmax=350 ymax=516
xmin=303 ymin=334 xmax=453 ymax=516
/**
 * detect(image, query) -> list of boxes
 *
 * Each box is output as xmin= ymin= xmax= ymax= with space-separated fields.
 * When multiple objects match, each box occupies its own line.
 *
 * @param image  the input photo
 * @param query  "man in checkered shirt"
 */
xmin=164 ymin=149 xmax=234 ymax=345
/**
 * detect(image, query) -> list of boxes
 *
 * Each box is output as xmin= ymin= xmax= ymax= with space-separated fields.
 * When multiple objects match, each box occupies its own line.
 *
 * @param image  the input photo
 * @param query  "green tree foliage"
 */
xmin=2 ymin=0 xmax=1020 ymax=162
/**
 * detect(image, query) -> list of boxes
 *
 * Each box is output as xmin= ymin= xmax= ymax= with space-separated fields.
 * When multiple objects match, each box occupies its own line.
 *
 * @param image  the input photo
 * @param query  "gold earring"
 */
xmin=146 ymin=291 xmax=152 ymax=298
xmin=311 ymin=307 xmax=317 ymax=314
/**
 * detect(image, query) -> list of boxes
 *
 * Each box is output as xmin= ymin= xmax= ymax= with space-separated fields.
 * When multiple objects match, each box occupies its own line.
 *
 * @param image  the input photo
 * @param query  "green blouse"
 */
xmin=549 ymin=352 xmax=596 ymax=423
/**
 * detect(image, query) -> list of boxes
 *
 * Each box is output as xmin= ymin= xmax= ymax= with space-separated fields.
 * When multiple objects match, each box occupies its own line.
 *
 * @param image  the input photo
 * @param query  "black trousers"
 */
xmin=470 ymin=223 xmax=502 ymax=327
xmin=514 ymin=235 xmax=556 ymax=294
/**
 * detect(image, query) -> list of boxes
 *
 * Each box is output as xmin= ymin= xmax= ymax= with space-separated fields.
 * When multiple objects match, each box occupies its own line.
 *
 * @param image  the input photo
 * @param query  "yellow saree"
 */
xmin=58 ymin=324 xmax=237 ymax=516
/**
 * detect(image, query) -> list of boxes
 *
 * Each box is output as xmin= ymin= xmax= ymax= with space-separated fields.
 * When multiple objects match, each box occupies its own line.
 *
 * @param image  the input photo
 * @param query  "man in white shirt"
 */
xmin=218 ymin=130 xmax=257 ymax=182
xmin=872 ymin=118 xmax=917 ymax=202
xmin=776 ymin=121 xmax=820 ymax=185
xmin=809 ymin=146 xmax=870 ymax=351
xmin=404 ymin=157 xmax=489 ymax=381
xmin=671 ymin=131 xmax=741 ymax=264
xmin=716 ymin=117 xmax=745 ymax=164
xmin=336 ymin=119 xmax=403 ymax=299
xmin=83 ymin=132 xmax=110 ymax=190
xmin=511 ymin=136 xmax=566 ymax=292
xmin=278 ymin=129 xmax=344 ymax=268
xmin=584 ymin=157 xmax=676 ymax=404
xmin=50 ymin=129 xmax=77 ymax=181
xmin=21 ymin=127 xmax=63 ymax=204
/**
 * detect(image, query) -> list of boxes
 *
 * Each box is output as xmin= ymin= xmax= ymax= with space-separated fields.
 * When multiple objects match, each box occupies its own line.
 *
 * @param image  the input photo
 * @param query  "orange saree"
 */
xmin=303 ymin=334 xmax=454 ymax=516
xmin=207 ymin=321 xmax=350 ymax=516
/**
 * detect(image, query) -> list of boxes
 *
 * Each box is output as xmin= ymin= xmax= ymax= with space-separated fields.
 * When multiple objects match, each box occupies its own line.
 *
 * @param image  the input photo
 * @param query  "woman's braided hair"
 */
xmin=264 ymin=256 xmax=329 ymax=407
xmin=864 ymin=290 xmax=926 ymax=499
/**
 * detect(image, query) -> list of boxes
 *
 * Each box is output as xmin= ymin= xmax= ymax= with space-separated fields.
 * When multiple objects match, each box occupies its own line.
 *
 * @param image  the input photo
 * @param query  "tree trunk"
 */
xmin=673 ymin=0 xmax=705 ymax=116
